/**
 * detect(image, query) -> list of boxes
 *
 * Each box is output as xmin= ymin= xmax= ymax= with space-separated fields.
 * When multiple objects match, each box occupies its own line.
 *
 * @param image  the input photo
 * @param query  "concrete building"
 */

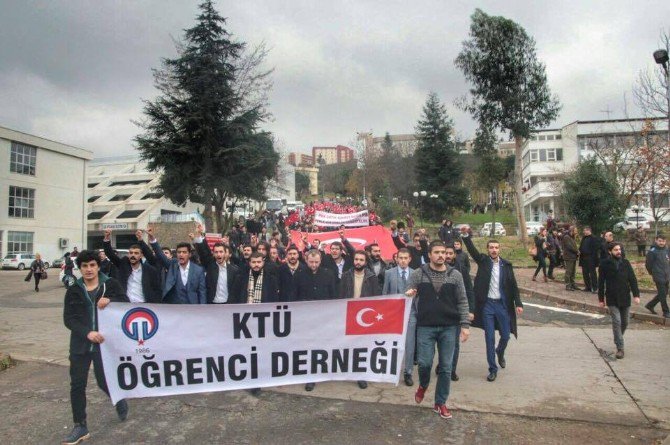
xmin=287 ymin=152 xmax=314 ymax=167
xmin=266 ymin=160 xmax=296 ymax=202
xmin=87 ymin=156 xmax=201 ymax=249
xmin=0 ymin=126 xmax=92 ymax=265
xmin=312 ymin=145 xmax=354 ymax=165
xmin=462 ymin=139 xmax=515 ymax=157
xmin=357 ymin=132 xmax=419 ymax=157
xmin=521 ymin=118 xmax=669 ymax=223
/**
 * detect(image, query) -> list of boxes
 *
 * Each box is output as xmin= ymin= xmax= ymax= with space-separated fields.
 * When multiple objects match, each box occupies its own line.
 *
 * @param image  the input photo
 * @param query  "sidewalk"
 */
xmin=478 ymin=265 xmax=670 ymax=326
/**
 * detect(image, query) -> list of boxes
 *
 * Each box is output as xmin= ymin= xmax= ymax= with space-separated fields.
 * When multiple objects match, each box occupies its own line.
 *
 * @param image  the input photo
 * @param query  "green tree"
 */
xmin=295 ymin=171 xmax=310 ymax=198
xmin=455 ymin=9 xmax=561 ymax=241
xmin=134 ymin=0 xmax=278 ymax=232
xmin=473 ymin=124 xmax=510 ymax=230
xmin=562 ymin=158 xmax=624 ymax=233
xmin=414 ymin=92 xmax=467 ymax=219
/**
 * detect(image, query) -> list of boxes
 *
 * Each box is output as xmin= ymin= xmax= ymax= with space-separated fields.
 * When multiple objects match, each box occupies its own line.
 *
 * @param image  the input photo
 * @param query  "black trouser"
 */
xmin=70 ymin=348 xmax=110 ymax=424
xmin=533 ymin=255 xmax=547 ymax=278
xmin=648 ymin=280 xmax=669 ymax=314
xmin=33 ymin=273 xmax=41 ymax=289
xmin=547 ymin=254 xmax=556 ymax=278
xmin=637 ymin=245 xmax=646 ymax=256
xmin=581 ymin=258 xmax=598 ymax=291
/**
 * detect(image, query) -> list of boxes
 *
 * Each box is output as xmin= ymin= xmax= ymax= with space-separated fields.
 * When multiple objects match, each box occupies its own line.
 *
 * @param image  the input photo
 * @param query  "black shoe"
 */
xmin=115 ymin=399 xmax=128 ymax=421
xmin=250 ymin=388 xmax=261 ymax=396
xmin=566 ymin=286 xmax=575 ymax=292
xmin=404 ymin=373 xmax=414 ymax=386
xmin=357 ymin=380 xmax=368 ymax=389
xmin=451 ymin=373 xmax=459 ymax=381
xmin=62 ymin=423 xmax=90 ymax=445
xmin=487 ymin=372 xmax=497 ymax=382
xmin=35 ymin=287 xmax=39 ymax=292
xmin=304 ymin=383 xmax=315 ymax=392
xmin=497 ymin=352 xmax=506 ymax=369
xmin=644 ymin=302 xmax=657 ymax=315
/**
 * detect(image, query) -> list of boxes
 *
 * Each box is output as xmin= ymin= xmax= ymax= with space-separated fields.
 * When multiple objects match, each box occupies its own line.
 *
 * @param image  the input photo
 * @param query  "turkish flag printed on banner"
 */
xmin=205 ymin=233 xmax=223 ymax=250
xmin=289 ymin=226 xmax=397 ymax=260
xmin=345 ymin=298 xmax=406 ymax=335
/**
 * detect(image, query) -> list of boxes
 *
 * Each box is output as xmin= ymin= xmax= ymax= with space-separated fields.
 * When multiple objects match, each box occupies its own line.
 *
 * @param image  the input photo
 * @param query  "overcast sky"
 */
xmin=0 ymin=0 xmax=668 ymax=158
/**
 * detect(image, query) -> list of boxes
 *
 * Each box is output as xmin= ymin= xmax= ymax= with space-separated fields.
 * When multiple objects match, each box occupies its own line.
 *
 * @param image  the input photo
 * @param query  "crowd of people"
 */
xmin=58 ymin=211 xmax=668 ymax=443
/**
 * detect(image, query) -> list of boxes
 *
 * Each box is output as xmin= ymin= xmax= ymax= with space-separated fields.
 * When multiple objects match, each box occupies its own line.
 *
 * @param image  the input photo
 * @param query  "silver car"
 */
xmin=2 ymin=253 xmax=36 ymax=270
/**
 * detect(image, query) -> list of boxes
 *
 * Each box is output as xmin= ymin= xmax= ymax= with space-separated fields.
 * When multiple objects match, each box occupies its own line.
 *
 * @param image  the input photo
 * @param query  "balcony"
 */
xmin=524 ymin=181 xmax=561 ymax=204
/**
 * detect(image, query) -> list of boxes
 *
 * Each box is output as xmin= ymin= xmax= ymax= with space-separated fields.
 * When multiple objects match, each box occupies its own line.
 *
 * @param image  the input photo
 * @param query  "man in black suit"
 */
xmin=191 ymin=224 xmax=240 ymax=304
xmin=278 ymin=245 xmax=307 ymax=302
xmin=102 ymin=229 xmax=162 ymax=303
xmin=319 ymin=227 xmax=356 ymax=293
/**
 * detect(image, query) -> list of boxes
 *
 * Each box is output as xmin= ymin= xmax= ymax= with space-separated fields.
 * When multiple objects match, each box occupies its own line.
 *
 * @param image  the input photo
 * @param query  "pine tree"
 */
xmin=135 ymin=1 xmax=278 ymax=231
xmin=414 ymin=93 xmax=467 ymax=218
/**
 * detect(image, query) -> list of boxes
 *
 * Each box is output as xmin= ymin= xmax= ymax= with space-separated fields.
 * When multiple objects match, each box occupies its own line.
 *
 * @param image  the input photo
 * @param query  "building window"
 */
xmin=109 ymin=179 xmax=151 ymax=186
xmin=538 ymin=135 xmax=546 ymax=141
xmin=87 ymin=211 xmax=108 ymax=220
xmin=530 ymin=150 xmax=539 ymax=162
xmin=7 ymin=231 xmax=34 ymax=254
xmin=555 ymin=135 xmax=562 ymax=140
xmin=539 ymin=149 xmax=547 ymax=162
xmin=8 ymin=186 xmax=35 ymax=218
xmin=556 ymin=148 xmax=563 ymax=161
xmin=547 ymin=135 xmax=554 ymax=141
xmin=117 ymin=210 xmax=144 ymax=218
xmin=10 ymin=142 xmax=37 ymax=176
xmin=109 ymin=194 xmax=131 ymax=201
xmin=523 ymin=152 xmax=530 ymax=168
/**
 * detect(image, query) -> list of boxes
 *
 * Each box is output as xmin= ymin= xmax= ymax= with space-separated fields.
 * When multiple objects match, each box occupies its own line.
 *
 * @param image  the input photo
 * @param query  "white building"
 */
xmin=521 ymin=118 xmax=669 ymax=223
xmin=87 ymin=156 xmax=200 ymax=249
xmin=0 ymin=126 xmax=92 ymax=265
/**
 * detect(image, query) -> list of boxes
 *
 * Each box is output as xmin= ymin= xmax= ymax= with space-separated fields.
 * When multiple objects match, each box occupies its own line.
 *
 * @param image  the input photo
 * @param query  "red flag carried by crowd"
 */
xmin=289 ymin=225 xmax=397 ymax=260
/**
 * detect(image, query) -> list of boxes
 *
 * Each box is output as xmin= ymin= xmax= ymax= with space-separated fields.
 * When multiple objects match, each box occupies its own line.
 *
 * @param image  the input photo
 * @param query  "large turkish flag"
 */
xmin=345 ymin=298 xmax=406 ymax=335
xmin=289 ymin=226 xmax=397 ymax=260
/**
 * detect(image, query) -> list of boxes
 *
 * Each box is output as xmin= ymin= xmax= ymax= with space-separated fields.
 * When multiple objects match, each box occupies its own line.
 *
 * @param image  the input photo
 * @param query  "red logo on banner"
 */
xmin=345 ymin=299 xmax=406 ymax=335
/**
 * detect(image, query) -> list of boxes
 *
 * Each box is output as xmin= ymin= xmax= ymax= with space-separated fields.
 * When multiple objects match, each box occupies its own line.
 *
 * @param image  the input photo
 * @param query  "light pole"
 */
xmin=631 ymin=204 xmax=641 ymax=229
xmin=653 ymin=48 xmax=670 ymax=145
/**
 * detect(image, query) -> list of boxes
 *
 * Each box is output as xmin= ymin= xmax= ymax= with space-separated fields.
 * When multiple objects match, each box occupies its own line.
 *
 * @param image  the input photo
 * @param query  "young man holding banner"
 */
xmin=405 ymin=241 xmax=470 ymax=420
xmin=62 ymin=250 xmax=129 ymax=444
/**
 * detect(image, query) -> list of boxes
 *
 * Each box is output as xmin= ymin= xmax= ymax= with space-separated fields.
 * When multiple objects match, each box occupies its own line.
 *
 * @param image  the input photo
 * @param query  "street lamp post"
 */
xmin=631 ymin=204 xmax=641 ymax=229
xmin=653 ymin=49 xmax=670 ymax=145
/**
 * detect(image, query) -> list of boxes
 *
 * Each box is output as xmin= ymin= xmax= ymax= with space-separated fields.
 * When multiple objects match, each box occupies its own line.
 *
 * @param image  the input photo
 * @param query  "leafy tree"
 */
xmin=562 ymin=158 xmax=624 ymax=233
xmin=295 ymin=171 xmax=311 ymax=198
xmin=473 ymin=123 xmax=511 ymax=229
xmin=134 ymin=0 xmax=278 ymax=232
xmin=455 ymin=9 xmax=561 ymax=241
xmin=414 ymin=92 xmax=467 ymax=218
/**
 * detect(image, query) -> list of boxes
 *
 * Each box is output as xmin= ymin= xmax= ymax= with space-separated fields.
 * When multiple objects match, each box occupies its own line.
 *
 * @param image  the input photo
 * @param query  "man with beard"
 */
xmin=461 ymin=228 xmax=523 ymax=382
xmin=232 ymin=244 xmax=254 ymax=269
xmin=392 ymin=225 xmax=429 ymax=269
xmin=367 ymin=243 xmax=387 ymax=288
xmin=600 ymin=231 xmax=626 ymax=261
xmin=191 ymin=224 xmax=240 ymax=304
xmin=405 ymin=241 xmax=470 ymax=420
xmin=147 ymin=229 xmax=206 ymax=304
xmin=579 ymin=226 xmax=600 ymax=293
xmin=644 ymin=235 xmax=670 ymax=318
xmin=320 ymin=227 xmax=355 ymax=292
xmin=598 ymin=243 xmax=640 ymax=359
xmin=339 ymin=250 xmax=380 ymax=390
xmin=102 ymin=229 xmax=162 ymax=303
xmin=294 ymin=250 xmax=336 ymax=302
xmin=278 ymin=245 xmax=307 ymax=301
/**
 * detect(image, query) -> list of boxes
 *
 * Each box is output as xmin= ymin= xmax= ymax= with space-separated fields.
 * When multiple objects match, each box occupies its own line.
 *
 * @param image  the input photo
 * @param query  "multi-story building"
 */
xmin=462 ymin=139 xmax=515 ymax=157
xmin=0 ymin=125 xmax=92 ymax=264
xmin=521 ymin=118 xmax=669 ymax=223
xmin=287 ymin=152 xmax=314 ymax=167
xmin=357 ymin=132 xmax=419 ymax=157
xmin=86 ymin=156 xmax=201 ymax=249
xmin=312 ymin=145 xmax=355 ymax=165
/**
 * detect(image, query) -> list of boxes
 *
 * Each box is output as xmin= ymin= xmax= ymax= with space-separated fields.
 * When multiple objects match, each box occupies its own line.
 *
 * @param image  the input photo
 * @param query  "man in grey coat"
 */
xmin=382 ymin=248 xmax=415 ymax=386
xmin=644 ymin=234 xmax=670 ymax=318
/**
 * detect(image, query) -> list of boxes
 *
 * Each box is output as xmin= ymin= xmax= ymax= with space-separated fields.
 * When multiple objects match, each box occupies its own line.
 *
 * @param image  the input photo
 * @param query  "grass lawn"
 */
xmin=552 ymin=261 xmax=655 ymax=291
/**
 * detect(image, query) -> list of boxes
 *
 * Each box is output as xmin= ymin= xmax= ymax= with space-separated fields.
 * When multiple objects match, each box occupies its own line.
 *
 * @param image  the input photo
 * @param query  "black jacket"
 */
xmin=450 ymin=259 xmax=475 ymax=313
xmin=103 ymin=240 xmax=162 ymax=303
xmin=194 ymin=240 xmax=241 ymax=304
xmin=63 ymin=274 xmax=128 ymax=355
xmin=645 ymin=244 xmax=670 ymax=283
xmin=599 ymin=238 xmax=626 ymax=261
xmin=320 ymin=239 xmax=355 ymax=287
xmin=235 ymin=269 xmax=280 ymax=304
xmin=598 ymin=257 xmax=639 ymax=308
xmin=392 ymin=233 xmax=429 ymax=269
xmin=439 ymin=224 xmax=458 ymax=244
xmin=294 ymin=267 xmax=337 ymax=301
xmin=579 ymin=235 xmax=600 ymax=267
xmin=462 ymin=235 xmax=522 ymax=337
xmin=278 ymin=262 xmax=308 ymax=301
xmin=339 ymin=268 xmax=381 ymax=299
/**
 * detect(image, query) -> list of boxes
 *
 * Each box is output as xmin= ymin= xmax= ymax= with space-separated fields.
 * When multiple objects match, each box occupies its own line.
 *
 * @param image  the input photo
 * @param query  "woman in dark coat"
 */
xmin=27 ymin=253 xmax=46 ymax=292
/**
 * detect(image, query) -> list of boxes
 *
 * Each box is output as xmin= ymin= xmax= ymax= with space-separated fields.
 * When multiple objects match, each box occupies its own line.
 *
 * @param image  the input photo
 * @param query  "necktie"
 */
xmin=401 ymin=270 xmax=407 ymax=286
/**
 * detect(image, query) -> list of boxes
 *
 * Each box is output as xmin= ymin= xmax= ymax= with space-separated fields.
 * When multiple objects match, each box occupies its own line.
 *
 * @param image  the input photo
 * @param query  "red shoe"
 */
xmin=433 ymin=403 xmax=453 ymax=419
xmin=415 ymin=386 xmax=426 ymax=404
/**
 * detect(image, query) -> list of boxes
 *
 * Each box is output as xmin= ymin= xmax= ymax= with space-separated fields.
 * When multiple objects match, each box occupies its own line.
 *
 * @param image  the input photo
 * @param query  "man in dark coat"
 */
xmin=103 ymin=229 xmax=162 ymax=304
xmin=438 ymin=219 xmax=458 ymax=244
xmin=578 ymin=226 xmax=600 ymax=293
xmin=294 ymin=249 xmax=337 ymax=301
xmin=446 ymin=243 xmax=475 ymax=382
xmin=278 ymin=245 xmax=307 ymax=302
xmin=340 ymin=251 xmax=381 ymax=300
xmin=461 ymin=229 xmax=523 ymax=382
xmin=319 ymin=228 xmax=355 ymax=294
xmin=62 ymin=250 xmax=129 ymax=444
xmin=598 ymin=243 xmax=640 ymax=359
xmin=561 ymin=227 xmax=579 ymax=291
xmin=192 ymin=226 xmax=241 ymax=304
xmin=644 ymin=235 xmax=670 ymax=318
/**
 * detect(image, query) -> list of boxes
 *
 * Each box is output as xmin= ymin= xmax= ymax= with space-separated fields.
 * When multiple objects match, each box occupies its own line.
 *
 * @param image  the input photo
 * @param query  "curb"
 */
xmin=518 ymin=287 xmax=669 ymax=326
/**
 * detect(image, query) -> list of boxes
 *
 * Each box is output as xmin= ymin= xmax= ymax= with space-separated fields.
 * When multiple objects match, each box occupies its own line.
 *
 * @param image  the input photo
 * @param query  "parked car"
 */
xmin=2 ymin=253 xmax=36 ymax=270
xmin=480 ymin=222 xmax=507 ymax=237
xmin=454 ymin=223 xmax=471 ymax=234
xmin=525 ymin=221 xmax=545 ymax=236
xmin=613 ymin=215 xmax=651 ymax=232
xmin=51 ymin=258 xmax=64 ymax=268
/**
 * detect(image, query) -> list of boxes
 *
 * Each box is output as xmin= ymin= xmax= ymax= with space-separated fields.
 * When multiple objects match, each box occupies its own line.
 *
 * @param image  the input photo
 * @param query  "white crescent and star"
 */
xmin=355 ymin=308 xmax=384 ymax=327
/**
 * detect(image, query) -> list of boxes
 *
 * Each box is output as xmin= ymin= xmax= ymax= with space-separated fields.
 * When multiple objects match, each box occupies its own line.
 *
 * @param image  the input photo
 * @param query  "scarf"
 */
xmin=247 ymin=269 xmax=264 ymax=304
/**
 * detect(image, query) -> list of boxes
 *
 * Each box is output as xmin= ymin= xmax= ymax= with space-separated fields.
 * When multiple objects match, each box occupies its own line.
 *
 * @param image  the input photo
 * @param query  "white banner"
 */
xmin=99 ymin=296 xmax=411 ymax=404
xmin=314 ymin=210 xmax=369 ymax=227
